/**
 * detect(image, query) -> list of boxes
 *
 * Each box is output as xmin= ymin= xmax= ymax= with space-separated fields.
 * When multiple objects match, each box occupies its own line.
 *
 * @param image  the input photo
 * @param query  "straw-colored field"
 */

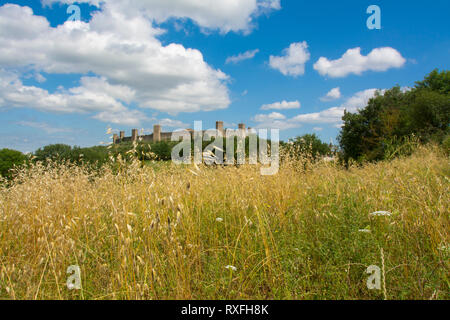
xmin=0 ymin=146 xmax=448 ymax=300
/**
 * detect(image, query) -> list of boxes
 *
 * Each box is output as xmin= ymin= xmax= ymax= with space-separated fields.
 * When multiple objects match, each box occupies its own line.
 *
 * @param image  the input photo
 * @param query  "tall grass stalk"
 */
xmin=0 ymin=145 xmax=448 ymax=300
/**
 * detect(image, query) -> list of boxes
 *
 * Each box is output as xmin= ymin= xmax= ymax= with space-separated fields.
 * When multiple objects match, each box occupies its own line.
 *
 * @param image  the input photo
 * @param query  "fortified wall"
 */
xmin=113 ymin=121 xmax=250 ymax=144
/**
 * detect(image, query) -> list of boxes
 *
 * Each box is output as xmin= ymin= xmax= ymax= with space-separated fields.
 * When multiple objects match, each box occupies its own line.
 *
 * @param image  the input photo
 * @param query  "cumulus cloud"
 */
xmin=320 ymin=87 xmax=341 ymax=102
xmin=291 ymin=89 xmax=380 ymax=124
xmin=0 ymin=4 xmax=232 ymax=122
xmin=269 ymin=42 xmax=310 ymax=77
xmin=251 ymin=89 xmax=382 ymax=130
xmin=313 ymin=47 xmax=406 ymax=78
xmin=0 ymin=70 xmax=128 ymax=114
xmin=253 ymin=112 xmax=286 ymax=122
xmin=226 ymin=49 xmax=259 ymax=64
xmin=42 ymin=0 xmax=281 ymax=34
xmin=261 ymin=100 xmax=301 ymax=110
xmin=252 ymin=112 xmax=300 ymax=130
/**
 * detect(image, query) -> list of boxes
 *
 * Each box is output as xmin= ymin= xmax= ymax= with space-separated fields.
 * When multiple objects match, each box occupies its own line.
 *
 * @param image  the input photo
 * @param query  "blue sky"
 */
xmin=0 ymin=0 xmax=449 ymax=153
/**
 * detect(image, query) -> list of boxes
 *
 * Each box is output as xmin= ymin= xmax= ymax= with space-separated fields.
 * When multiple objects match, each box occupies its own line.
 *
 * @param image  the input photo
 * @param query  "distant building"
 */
xmin=113 ymin=121 xmax=247 ymax=144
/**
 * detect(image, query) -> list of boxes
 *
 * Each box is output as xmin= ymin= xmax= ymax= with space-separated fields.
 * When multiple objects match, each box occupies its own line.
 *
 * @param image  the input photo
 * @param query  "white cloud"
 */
xmin=252 ymin=89 xmax=382 ymax=130
xmin=290 ymin=107 xmax=345 ymax=124
xmin=269 ymin=42 xmax=310 ymax=77
xmin=253 ymin=120 xmax=300 ymax=130
xmin=42 ymin=0 xmax=281 ymax=34
xmin=158 ymin=118 xmax=189 ymax=128
xmin=16 ymin=121 xmax=73 ymax=134
xmin=343 ymin=88 xmax=383 ymax=112
xmin=252 ymin=112 xmax=300 ymax=130
xmin=313 ymin=47 xmax=406 ymax=78
xmin=34 ymin=73 xmax=47 ymax=83
xmin=0 ymin=4 xmax=231 ymax=119
xmin=261 ymin=100 xmax=301 ymax=110
xmin=320 ymin=87 xmax=341 ymax=102
xmin=291 ymin=89 xmax=380 ymax=124
xmin=0 ymin=70 xmax=127 ymax=113
xmin=253 ymin=112 xmax=286 ymax=122
xmin=226 ymin=49 xmax=259 ymax=64
xmin=93 ymin=110 xmax=148 ymax=126
xmin=259 ymin=0 xmax=281 ymax=10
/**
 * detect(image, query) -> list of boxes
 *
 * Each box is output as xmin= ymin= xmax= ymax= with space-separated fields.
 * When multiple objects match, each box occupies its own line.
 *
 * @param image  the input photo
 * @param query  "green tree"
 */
xmin=339 ymin=70 xmax=449 ymax=163
xmin=0 ymin=149 xmax=27 ymax=179
xmin=338 ymin=88 xmax=405 ymax=162
xmin=415 ymin=69 xmax=450 ymax=95
xmin=405 ymin=89 xmax=450 ymax=141
xmin=34 ymin=144 xmax=73 ymax=162
xmin=288 ymin=134 xmax=331 ymax=159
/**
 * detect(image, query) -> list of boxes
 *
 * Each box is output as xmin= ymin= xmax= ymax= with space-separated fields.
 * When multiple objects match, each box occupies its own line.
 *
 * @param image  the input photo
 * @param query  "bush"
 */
xmin=34 ymin=144 xmax=73 ymax=163
xmin=0 ymin=149 xmax=28 ymax=179
xmin=33 ymin=144 xmax=109 ymax=169
xmin=282 ymin=134 xmax=332 ymax=161
xmin=339 ymin=69 xmax=449 ymax=163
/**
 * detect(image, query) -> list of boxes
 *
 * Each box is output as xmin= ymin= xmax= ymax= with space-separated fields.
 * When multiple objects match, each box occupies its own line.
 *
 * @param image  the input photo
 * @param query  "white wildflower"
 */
xmin=369 ymin=211 xmax=392 ymax=217
xmin=216 ymin=217 xmax=223 ymax=222
xmin=225 ymin=265 xmax=237 ymax=272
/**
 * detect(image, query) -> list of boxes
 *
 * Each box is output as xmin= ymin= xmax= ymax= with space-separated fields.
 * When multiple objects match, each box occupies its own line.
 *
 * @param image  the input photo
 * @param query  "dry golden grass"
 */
xmin=0 ymin=145 xmax=448 ymax=300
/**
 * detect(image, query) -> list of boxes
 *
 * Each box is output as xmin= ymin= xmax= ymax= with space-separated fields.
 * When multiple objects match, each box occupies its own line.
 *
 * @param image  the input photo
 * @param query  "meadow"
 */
xmin=0 ymin=145 xmax=448 ymax=300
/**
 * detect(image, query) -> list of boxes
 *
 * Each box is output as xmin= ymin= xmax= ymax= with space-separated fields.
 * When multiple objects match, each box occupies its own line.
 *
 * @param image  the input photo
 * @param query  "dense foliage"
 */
xmin=29 ymin=136 xmax=279 ymax=166
xmin=0 ymin=149 xmax=28 ymax=179
xmin=339 ymin=69 xmax=449 ymax=162
xmin=34 ymin=144 xmax=110 ymax=167
xmin=282 ymin=134 xmax=332 ymax=160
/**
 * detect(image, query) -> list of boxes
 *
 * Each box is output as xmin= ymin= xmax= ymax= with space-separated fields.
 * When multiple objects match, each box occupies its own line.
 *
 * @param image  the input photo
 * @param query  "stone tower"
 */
xmin=131 ymin=129 xmax=138 ymax=142
xmin=153 ymin=124 xmax=161 ymax=142
xmin=216 ymin=121 xmax=224 ymax=136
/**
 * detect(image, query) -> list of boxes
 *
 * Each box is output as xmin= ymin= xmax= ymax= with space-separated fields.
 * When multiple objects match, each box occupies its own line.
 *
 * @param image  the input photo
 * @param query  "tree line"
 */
xmin=339 ymin=69 xmax=449 ymax=163
xmin=1 ymin=69 xmax=448 ymax=179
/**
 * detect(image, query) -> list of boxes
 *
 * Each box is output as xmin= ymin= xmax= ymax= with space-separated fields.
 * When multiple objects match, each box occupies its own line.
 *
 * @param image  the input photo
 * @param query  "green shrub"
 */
xmin=0 ymin=148 xmax=28 ymax=179
xmin=34 ymin=144 xmax=73 ymax=163
xmin=282 ymin=134 xmax=332 ymax=161
xmin=33 ymin=144 xmax=109 ymax=169
xmin=339 ymin=69 xmax=449 ymax=163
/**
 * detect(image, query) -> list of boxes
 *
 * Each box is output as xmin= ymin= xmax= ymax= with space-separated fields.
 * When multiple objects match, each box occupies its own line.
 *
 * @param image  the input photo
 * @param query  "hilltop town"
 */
xmin=113 ymin=121 xmax=250 ymax=144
